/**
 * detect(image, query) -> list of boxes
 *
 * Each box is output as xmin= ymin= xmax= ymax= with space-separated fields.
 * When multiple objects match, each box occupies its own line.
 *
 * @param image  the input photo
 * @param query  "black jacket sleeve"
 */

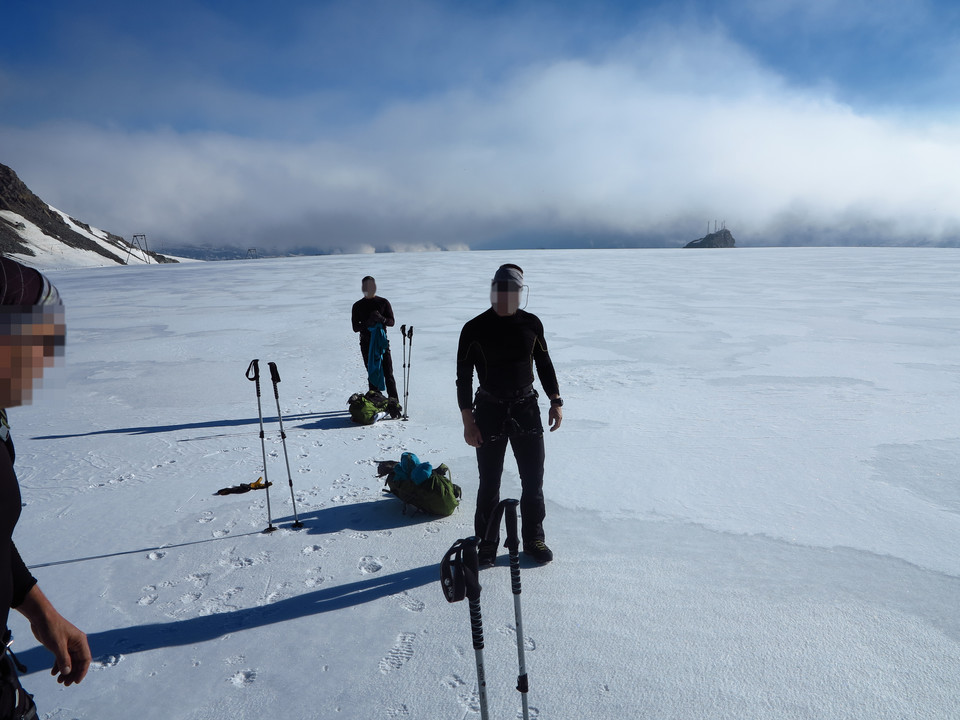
xmin=531 ymin=316 xmax=560 ymax=398
xmin=9 ymin=543 xmax=36 ymax=609
xmin=456 ymin=321 xmax=479 ymax=410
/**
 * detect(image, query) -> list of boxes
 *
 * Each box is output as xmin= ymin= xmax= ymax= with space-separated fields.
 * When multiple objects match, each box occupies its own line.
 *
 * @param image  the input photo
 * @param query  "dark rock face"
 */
xmin=685 ymin=228 xmax=736 ymax=248
xmin=0 ymin=163 xmax=176 ymax=264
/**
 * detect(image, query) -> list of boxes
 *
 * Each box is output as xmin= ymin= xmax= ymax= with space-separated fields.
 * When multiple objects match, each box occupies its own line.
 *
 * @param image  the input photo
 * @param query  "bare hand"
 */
xmin=548 ymin=405 xmax=563 ymax=432
xmin=463 ymin=417 xmax=484 ymax=448
xmin=18 ymin=586 xmax=91 ymax=686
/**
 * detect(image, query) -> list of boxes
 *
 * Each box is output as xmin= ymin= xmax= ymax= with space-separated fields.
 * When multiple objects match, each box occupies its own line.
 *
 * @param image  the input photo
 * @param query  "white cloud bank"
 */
xmin=4 ymin=25 xmax=960 ymax=252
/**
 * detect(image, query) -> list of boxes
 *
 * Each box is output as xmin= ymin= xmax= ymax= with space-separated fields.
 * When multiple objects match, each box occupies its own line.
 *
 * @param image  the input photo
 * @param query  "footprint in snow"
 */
xmin=147 ymin=551 xmax=166 ymax=561
xmin=442 ymin=675 xmax=466 ymax=690
xmin=379 ymin=632 xmax=416 ymax=673
xmin=442 ymin=676 xmax=489 ymax=716
xmin=455 ymin=687 xmax=483 ymax=714
xmin=229 ymin=669 xmax=257 ymax=687
xmin=358 ymin=556 xmax=384 ymax=574
xmin=188 ymin=572 xmax=211 ymax=589
xmin=92 ymin=654 xmax=123 ymax=670
xmin=497 ymin=625 xmax=536 ymax=651
xmin=394 ymin=591 xmax=425 ymax=613
xmin=304 ymin=570 xmax=325 ymax=588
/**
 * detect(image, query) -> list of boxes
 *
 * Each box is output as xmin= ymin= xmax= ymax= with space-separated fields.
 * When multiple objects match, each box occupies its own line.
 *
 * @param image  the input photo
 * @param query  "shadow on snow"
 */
xmin=18 ymin=498 xmax=449 ymax=674
xmin=30 ymin=411 xmax=355 ymax=439
xmin=17 ymin=563 xmax=439 ymax=675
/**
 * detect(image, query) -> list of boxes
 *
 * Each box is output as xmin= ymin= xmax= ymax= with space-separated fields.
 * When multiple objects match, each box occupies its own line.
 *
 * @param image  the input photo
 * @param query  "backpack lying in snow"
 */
xmin=348 ymin=390 xmax=402 ymax=424
xmin=377 ymin=452 xmax=462 ymax=516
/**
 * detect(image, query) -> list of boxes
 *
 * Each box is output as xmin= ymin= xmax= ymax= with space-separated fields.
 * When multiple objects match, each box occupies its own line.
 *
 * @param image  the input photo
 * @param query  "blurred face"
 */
xmin=490 ymin=281 xmax=522 ymax=316
xmin=362 ymin=279 xmax=377 ymax=298
xmin=0 ymin=306 xmax=66 ymax=407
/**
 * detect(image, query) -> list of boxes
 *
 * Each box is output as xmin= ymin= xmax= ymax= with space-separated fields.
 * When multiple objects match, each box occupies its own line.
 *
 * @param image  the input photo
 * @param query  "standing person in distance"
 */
xmin=351 ymin=276 xmax=400 ymax=403
xmin=0 ymin=257 xmax=91 ymax=719
xmin=457 ymin=264 xmax=563 ymax=565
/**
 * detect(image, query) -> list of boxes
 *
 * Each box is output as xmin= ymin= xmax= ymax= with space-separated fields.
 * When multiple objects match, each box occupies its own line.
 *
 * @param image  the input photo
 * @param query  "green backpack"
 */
xmin=348 ymin=390 xmax=401 ymax=425
xmin=378 ymin=453 xmax=462 ymax=516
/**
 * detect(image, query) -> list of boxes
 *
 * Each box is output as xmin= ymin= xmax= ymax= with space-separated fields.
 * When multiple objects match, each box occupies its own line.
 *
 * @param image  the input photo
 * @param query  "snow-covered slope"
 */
xmin=0 ymin=162 xmax=183 ymax=269
xmin=7 ymin=248 xmax=960 ymax=719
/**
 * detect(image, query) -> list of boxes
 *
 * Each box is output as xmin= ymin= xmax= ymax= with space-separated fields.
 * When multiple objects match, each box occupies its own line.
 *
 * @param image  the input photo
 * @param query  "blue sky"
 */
xmin=3 ymin=0 xmax=960 ymax=252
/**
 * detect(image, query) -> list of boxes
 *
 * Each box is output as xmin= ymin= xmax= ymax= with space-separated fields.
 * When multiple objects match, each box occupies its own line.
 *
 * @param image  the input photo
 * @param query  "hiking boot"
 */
xmin=523 ymin=540 xmax=553 ymax=564
xmin=478 ymin=541 xmax=498 ymax=568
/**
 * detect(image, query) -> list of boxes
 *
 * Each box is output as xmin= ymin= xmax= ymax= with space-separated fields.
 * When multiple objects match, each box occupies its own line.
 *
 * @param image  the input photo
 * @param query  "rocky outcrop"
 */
xmin=685 ymin=228 xmax=736 ymax=249
xmin=0 ymin=163 xmax=176 ymax=264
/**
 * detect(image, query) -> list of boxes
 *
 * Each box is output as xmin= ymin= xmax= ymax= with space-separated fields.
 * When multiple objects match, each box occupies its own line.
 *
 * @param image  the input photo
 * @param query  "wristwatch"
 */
xmin=550 ymin=397 xmax=564 ymax=407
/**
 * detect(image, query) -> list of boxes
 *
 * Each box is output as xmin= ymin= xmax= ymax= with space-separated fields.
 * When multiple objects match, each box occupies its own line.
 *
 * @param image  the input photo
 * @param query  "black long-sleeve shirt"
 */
xmin=351 ymin=297 xmax=395 ymax=339
xmin=456 ymin=308 xmax=560 ymax=409
xmin=1 ymin=421 xmax=38 ymax=638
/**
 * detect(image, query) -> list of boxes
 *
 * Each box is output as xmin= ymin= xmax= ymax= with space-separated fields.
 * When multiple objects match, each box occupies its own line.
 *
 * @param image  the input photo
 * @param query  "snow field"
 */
xmin=7 ymin=247 xmax=960 ymax=719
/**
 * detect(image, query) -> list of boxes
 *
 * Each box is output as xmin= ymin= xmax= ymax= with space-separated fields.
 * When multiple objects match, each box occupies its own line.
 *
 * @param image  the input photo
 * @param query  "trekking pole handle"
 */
xmin=246 ymin=359 xmax=261 ymax=395
xmin=268 ymin=361 xmax=281 ymax=397
xmin=469 ymin=598 xmax=485 ymax=651
xmin=463 ymin=537 xmax=485 ymax=650
xmin=463 ymin=537 xmax=483 ymax=650
xmin=463 ymin=536 xmax=482 ymax=601
xmin=503 ymin=500 xmax=522 ymax=596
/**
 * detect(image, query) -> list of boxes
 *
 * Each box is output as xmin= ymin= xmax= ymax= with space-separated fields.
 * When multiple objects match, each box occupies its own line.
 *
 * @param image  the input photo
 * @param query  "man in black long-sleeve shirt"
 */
xmin=457 ymin=264 xmax=563 ymax=565
xmin=0 ymin=257 xmax=90 ymax=719
xmin=351 ymin=276 xmax=399 ymax=400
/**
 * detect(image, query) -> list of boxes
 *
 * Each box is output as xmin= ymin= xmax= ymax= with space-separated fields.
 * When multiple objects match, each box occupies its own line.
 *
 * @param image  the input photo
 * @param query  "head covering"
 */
xmin=0 ymin=256 xmax=62 ymax=307
xmin=492 ymin=264 xmax=523 ymax=290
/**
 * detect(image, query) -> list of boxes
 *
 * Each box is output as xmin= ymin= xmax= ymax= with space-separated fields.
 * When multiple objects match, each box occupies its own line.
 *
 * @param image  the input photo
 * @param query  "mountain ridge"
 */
xmin=0 ymin=163 xmax=179 ymax=269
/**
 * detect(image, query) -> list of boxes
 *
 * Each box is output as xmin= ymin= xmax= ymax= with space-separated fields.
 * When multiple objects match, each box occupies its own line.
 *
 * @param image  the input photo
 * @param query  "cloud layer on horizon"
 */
xmin=3 ymin=2 xmax=960 ymax=252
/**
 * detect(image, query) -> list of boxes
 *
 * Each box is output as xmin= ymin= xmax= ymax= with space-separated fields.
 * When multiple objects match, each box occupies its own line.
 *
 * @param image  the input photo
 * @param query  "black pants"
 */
xmin=359 ymin=336 xmax=398 ymax=400
xmin=472 ymin=393 xmax=546 ymax=545
xmin=0 ymin=652 xmax=36 ymax=720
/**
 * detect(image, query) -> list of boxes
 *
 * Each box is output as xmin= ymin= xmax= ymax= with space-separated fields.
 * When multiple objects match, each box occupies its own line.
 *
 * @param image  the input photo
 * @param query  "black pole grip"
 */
xmin=462 ymin=536 xmax=482 ymax=602
xmin=510 ymin=552 xmax=522 ymax=595
xmin=268 ymin=361 xmax=281 ymax=399
xmin=246 ymin=359 xmax=261 ymax=396
xmin=469 ymin=598 xmax=485 ymax=651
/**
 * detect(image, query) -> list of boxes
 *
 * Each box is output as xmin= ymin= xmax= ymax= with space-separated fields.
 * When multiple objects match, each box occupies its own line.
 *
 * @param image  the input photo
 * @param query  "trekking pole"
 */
xmin=245 ymin=359 xmax=276 ymax=533
xmin=502 ymin=499 xmax=530 ymax=720
xmin=267 ymin=362 xmax=303 ymax=529
xmin=400 ymin=324 xmax=408 ymax=420
xmin=441 ymin=537 xmax=490 ymax=720
xmin=402 ymin=325 xmax=413 ymax=420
